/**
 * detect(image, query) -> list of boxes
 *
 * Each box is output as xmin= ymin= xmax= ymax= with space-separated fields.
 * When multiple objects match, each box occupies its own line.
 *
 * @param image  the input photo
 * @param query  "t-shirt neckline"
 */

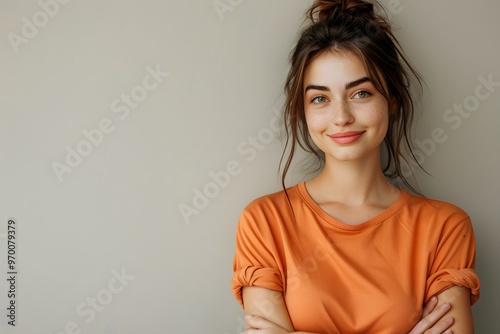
xmin=296 ymin=182 xmax=411 ymax=231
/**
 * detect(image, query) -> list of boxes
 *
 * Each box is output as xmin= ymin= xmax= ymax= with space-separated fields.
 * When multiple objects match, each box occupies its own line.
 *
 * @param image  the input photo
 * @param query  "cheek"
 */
xmin=367 ymin=111 xmax=389 ymax=128
xmin=364 ymin=102 xmax=389 ymax=130
xmin=305 ymin=112 xmax=329 ymax=134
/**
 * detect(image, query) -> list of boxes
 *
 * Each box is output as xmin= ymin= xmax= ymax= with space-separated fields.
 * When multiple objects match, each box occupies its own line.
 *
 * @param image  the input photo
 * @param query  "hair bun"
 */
xmin=309 ymin=0 xmax=376 ymax=22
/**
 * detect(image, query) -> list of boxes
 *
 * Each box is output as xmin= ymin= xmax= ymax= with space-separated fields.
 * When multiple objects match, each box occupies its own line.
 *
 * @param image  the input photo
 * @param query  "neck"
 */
xmin=309 ymin=154 xmax=397 ymax=206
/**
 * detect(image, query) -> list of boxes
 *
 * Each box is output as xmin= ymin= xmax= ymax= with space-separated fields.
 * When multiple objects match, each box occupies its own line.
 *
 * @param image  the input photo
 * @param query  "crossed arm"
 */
xmin=241 ymin=285 xmax=474 ymax=334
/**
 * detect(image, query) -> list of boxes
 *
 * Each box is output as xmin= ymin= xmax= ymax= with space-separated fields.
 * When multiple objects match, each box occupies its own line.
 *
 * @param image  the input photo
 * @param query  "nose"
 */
xmin=331 ymin=101 xmax=354 ymax=126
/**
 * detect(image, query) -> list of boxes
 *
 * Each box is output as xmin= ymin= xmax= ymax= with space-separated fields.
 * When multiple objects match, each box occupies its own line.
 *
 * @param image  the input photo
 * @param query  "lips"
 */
xmin=328 ymin=131 xmax=365 ymax=144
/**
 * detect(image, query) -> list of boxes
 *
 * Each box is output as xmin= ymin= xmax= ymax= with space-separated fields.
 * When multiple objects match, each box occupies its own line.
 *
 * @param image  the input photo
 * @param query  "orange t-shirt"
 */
xmin=232 ymin=183 xmax=480 ymax=334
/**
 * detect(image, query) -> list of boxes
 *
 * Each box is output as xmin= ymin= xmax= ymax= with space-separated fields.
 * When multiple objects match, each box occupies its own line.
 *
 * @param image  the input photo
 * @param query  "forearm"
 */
xmin=243 ymin=286 xmax=294 ymax=331
xmin=244 ymin=298 xmax=456 ymax=334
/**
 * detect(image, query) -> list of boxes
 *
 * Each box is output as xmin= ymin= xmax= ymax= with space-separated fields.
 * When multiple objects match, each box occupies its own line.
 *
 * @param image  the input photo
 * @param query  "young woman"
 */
xmin=231 ymin=1 xmax=480 ymax=333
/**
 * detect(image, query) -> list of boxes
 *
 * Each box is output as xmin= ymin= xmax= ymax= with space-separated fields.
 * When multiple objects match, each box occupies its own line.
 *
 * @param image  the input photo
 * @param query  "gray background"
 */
xmin=0 ymin=0 xmax=498 ymax=333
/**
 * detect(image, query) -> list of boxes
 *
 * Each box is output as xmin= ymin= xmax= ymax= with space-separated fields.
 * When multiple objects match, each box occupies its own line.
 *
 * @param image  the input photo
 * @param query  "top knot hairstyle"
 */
xmin=280 ymin=0 xmax=423 ymax=193
xmin=310 ymin=0 xmax=378 ymax=22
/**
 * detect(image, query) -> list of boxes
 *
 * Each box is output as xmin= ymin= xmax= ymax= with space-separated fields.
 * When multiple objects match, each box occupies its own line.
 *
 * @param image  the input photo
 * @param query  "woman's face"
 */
xmin=303 ymin=51 xmax=390 ymax=164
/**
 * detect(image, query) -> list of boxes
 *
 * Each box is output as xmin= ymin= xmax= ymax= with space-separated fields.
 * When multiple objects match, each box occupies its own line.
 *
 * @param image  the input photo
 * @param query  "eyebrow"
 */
xmin=304 ymin=76 xmax=371 ymax=93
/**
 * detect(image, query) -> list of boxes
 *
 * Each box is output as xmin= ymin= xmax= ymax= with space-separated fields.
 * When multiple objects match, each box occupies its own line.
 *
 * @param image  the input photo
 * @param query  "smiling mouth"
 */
xmin=328 ymin=131 xmax=365 ymax=144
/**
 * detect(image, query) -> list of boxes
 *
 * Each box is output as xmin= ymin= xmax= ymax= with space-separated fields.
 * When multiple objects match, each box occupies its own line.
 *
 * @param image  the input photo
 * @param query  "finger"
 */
xmin=244 ymin=319 xmax=255 ymax=330
xmin=427 ymin=316 xmax=454 ymax=334
xmin=416 ymin=317 xmax=453 ymax=334
xmin=245 ymin=315 xmax=256 ymax=330
xmin=241 ymin=330 xmax=260 ymax=334
xmin=245 ymin=315 xmax=271 ymax=330
xmin=421 ymin=296 xmax=438 ymax=318
xmin=241 ymin=330 xmax=259 ymax=334
xmin=409 ymin=302 xmax=451 ymax=334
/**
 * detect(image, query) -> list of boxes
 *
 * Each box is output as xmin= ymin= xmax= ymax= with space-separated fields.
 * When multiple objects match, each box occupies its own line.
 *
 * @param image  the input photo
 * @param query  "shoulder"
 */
xmin=405 ymin=193 xmax=469 ymax=218
xmin=402 ymin=192 xmax=472 ymax=229
xmin=243 ymin=184 xmax=300 ymax=215
xmin=237 ymin=184 xmax=302 ymax=230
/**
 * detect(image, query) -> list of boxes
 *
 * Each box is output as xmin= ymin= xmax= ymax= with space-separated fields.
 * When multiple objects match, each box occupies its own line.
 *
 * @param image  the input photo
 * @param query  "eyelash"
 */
xmin=309 ymin=90 xmax=372 ymax=104
xmin=353 ymin=90 xmax=372 ymax=99
xmin=310 ymin=96 xmax=328 ymax=104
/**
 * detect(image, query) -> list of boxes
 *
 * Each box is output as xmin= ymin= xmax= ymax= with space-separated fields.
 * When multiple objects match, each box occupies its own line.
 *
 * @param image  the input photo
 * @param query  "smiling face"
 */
xmin=303 ymin=50 xmax=390 ymax=164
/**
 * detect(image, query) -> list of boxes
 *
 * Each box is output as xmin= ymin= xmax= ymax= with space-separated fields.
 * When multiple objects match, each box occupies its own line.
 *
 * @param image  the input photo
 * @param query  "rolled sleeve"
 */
xmin=425 ymin=216 xmax=480 ymax=304
xmin=231 ymin=199 xmax=285 ymax=307
xmin=426 ymin=267 xmax=480 ymax=304
xmin=232 ymin=265 xmax=284 ymax=307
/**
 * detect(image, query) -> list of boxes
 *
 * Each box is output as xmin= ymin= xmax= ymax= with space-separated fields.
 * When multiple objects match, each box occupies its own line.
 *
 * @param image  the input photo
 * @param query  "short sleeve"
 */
xmin=231 ymin=202 xmax=284 ymax=307
xmin=425 ymin=216 xmax=480 ymax=304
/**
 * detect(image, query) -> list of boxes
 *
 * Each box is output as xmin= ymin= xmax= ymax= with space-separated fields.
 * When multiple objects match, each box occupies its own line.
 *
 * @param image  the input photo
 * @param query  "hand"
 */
xmin=241 ymin=297 xmax=454 ymax=334
xmin=408 ymin=296 xmax=454 ymax=334
xmin=242 ymin=315 xmax=290 ymax=334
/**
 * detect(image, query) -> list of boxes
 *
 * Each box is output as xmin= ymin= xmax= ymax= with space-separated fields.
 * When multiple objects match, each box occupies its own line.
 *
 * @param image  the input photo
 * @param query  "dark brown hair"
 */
xmin=280 ymin=0 xmax=424 ymax=193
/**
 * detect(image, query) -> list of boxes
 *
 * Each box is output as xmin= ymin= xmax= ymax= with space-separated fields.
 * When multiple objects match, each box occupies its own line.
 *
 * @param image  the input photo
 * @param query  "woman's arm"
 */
xmin=241 ymin=286 xmax=459 ymax=334
xmin=242 ymin=286 xmax=294 ymax=332
xmin=242 ymin=286 xmax=316 ymax=334
xmin=432 ymin=286 xmax=474 ymax=333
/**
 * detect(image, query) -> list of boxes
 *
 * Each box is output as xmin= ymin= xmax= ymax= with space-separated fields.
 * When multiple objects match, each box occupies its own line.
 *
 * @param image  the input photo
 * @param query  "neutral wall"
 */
xmin=0 ymin=0 xmax=498 ymax=333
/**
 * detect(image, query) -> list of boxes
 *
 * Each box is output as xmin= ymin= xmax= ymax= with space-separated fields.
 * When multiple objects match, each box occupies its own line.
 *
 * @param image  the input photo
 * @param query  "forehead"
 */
xmin=304 ymin=50 xmax=369 ymax=86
